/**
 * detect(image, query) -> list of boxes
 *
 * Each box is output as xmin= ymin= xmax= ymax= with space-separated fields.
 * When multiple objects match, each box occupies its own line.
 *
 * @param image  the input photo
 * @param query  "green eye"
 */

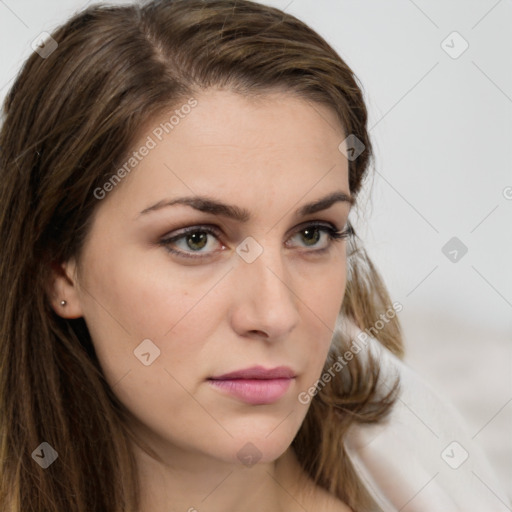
xmin=160 ymin=222 xmax=351 ymax=260
xmin=300 ymin=227 xmax=321 ymax=246
xmin=185 ymin=232 xmax=208 ymax=251
xmin=287 ymin=223 xmax=347 ymax=250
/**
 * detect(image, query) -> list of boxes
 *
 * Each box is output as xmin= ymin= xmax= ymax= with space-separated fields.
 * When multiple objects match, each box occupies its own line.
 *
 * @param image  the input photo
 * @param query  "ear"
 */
xmin=47 ymin=258 xmax=84 ymax=319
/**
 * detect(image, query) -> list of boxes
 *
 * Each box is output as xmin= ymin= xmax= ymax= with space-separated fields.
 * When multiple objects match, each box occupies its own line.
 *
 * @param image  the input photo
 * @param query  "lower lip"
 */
xmin=208 ymin=378 xmax=293 ymax=405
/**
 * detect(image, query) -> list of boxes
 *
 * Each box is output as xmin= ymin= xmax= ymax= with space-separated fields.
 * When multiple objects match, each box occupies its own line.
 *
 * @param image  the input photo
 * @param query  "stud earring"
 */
xmin=60 ymin=300 xmax=67 ymax=306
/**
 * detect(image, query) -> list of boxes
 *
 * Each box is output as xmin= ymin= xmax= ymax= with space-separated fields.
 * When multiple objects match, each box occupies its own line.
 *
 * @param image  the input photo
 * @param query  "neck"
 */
xmin=133 ymin=441 xmax=314 ymax=512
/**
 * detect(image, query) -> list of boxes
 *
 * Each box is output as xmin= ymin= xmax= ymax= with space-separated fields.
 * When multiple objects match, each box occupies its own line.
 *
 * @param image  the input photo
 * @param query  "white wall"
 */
xmin=1 ymin=0 xmax=510 ymax=500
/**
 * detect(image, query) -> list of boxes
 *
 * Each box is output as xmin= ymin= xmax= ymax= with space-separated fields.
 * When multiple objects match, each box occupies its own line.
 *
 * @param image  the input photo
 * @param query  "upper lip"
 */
xmin=209 ymin=365 xmax=296 ymax=380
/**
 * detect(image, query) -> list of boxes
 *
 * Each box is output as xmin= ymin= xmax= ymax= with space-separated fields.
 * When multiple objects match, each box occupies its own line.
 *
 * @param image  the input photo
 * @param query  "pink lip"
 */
xmin=208 ymin=366 xmax=295 ymax=405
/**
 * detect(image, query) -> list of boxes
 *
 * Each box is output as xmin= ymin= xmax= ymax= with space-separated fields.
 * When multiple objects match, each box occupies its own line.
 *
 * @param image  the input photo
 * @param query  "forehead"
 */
xmin=170 ymin=89 xmax=345 ymax=154
xmin=99 ymin=89 xmax=350 ymax=216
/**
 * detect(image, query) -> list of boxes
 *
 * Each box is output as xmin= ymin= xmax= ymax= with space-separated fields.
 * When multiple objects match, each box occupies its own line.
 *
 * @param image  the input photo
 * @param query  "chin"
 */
xmin=218 ymin=417 xmax=303 ymax=467
xmin=227 ymin=438 xmax=292 ymax=467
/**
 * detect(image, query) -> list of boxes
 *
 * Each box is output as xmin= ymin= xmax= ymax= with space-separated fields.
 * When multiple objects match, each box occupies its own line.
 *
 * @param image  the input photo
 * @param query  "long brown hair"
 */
xmin=0 ymin=1 xmax=403 ymax=510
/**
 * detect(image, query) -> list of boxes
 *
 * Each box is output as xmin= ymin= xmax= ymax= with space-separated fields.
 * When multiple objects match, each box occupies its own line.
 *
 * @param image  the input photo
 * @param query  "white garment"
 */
xmin=344 ymin=334 xmax=511 ymax=512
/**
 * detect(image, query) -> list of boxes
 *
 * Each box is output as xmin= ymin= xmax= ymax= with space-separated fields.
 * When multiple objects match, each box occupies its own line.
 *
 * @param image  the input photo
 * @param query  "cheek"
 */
xmin=77 ymin=252 xmax=227 ymax=445
xmin=299 ymin=255 xmax=347 ymax=326
xmin=294 ymin=257 xmax=347 ymax=372
xmin=79 ymin=246 xmax=227 ymax=384
xmin=314 ymin=258 xmax=347 ymax=326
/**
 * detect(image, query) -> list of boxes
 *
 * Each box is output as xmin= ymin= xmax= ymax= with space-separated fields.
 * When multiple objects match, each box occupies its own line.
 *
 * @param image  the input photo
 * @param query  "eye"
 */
xmin=285 ymin=222 xmax=352 ymax=251
xmin=159 ymin=222 xmax=352 ymax=260
xmin=160 ymin=226 xmax=225 ymax=259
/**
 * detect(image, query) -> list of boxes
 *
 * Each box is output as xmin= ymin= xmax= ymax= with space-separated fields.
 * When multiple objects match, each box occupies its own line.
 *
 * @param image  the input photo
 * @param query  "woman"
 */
xmin=0 ymin=1 xmax=506 ymax=511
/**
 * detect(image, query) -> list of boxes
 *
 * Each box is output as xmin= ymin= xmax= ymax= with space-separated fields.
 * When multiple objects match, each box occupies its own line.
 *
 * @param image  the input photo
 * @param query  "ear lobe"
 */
xmin=47 ymin=259 xmax=84 ymax=319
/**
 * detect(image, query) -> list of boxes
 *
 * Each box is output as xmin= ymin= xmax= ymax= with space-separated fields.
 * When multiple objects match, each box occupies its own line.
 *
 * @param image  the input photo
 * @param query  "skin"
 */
xmin=50 ymin=89 xmax=353 ymax=512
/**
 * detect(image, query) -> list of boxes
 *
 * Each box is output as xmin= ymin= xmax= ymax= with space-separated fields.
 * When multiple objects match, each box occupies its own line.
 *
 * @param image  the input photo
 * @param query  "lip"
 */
xmin=208 ymin=365 xmax=295 ymax=405
xmin=210 ymin=365 xmax=296 ymax=380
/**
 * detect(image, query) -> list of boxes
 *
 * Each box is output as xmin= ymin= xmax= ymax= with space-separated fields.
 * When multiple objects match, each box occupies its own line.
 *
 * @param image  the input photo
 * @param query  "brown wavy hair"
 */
xmin=0 ymin=1 xmax=403 ymax=510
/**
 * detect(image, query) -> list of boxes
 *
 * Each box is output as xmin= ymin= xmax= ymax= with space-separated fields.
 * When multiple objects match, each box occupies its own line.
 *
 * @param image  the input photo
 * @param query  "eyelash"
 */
xmin=159 ymin=222 xmax=353 ymax=260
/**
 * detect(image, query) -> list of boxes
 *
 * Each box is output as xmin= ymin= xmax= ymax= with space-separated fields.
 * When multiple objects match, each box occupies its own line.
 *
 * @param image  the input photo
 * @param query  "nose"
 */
xmin=229 ymin=245 xmax=301 ymax=341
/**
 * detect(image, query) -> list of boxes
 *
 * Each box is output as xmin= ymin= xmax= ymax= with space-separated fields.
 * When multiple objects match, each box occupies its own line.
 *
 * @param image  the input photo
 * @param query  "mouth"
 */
xmin=208 ymin=365 xmax=296 ymax=405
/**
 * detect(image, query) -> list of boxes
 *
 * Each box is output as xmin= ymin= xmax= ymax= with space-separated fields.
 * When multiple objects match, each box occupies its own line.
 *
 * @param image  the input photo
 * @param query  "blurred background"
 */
xmin=1 ymin=0 xmax=510 ymax=503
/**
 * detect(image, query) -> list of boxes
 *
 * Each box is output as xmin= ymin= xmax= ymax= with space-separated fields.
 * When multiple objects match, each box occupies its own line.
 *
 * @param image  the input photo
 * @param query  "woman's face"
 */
xmin=59 ymin=89 xmax=352 ymax=465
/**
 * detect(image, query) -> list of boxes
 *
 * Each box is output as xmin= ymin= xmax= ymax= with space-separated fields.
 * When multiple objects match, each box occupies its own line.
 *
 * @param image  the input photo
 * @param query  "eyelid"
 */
xmin=159 ymin=220 xmax=348 ymax=259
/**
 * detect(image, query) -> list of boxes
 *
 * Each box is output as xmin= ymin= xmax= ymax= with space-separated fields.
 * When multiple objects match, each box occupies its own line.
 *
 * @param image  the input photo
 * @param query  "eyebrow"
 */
xmin=138 ymin=190 xmax=354 ymax=221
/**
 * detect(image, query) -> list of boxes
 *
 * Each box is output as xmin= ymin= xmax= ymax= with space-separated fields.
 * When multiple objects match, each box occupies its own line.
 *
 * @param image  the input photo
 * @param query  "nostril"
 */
xmin=248 ymin=329 xmax=268 ymax=337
